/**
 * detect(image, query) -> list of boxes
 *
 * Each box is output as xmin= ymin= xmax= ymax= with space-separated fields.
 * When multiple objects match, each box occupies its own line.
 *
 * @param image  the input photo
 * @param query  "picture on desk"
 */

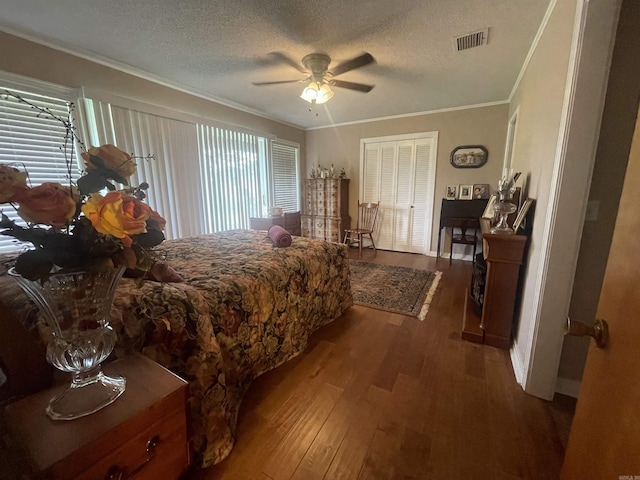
xmin=472 ymin=184 xmax=491 ymax=199
xmin=445 ymin=184 xmax=458 ymax=200
xmin=459 ymin=184 xmax=473 ymax=200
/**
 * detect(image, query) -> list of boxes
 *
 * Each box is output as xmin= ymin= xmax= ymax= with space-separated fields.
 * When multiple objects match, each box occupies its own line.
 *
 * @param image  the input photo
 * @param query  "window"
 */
xmin=0 ymin=77 xmax=78 ymax=253
xmin=271 ymin=140 xmax=300 ymax=213
xmin=198 ymin=124 xmax=268 ymax=232
xmin=1 ymin=76 xmax=302 ymax=247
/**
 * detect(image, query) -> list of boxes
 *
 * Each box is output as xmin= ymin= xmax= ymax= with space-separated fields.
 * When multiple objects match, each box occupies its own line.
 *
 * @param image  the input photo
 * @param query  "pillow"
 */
xmin=267 ymin=224 xmax=292 ymax=248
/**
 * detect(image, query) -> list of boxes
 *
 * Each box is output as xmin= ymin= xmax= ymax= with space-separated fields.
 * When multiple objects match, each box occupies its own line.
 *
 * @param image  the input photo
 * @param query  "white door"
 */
xmin=361 ymin=133 xmax=437 ymax=254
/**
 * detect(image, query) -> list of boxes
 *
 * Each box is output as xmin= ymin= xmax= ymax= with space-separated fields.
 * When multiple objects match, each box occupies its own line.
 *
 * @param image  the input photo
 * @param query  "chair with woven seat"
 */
xmin=343 ymin=202 xmax=379 ymax=258
xmin=449 ymin=218 xmax=479 ymax=264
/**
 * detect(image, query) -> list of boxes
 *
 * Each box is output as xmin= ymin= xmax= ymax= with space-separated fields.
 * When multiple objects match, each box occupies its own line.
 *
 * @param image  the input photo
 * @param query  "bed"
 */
xmin=0 ymin=230 xmax=353 ymax=468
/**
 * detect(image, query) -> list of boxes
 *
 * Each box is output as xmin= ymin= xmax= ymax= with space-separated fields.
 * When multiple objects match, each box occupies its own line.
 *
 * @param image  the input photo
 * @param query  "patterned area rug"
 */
xmin=349 ymin=260 xmax=442 ymax=320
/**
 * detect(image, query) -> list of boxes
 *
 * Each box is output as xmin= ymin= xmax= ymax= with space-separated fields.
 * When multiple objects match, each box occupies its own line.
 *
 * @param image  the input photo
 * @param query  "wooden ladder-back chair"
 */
xmin=343 ymin=202 xmax=379 ymax=258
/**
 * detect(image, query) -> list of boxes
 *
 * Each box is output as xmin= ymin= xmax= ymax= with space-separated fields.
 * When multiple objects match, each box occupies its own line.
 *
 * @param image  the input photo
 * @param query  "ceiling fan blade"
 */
xmin=268 ymin=52 xmax=307 ymax=73
xmin=252 ymin=79 xmax=305 ymax=86
xmin=328 ymin=53 xmax=375 ymax=77
xmin=330 ymin=79 xmax=374 ymax=93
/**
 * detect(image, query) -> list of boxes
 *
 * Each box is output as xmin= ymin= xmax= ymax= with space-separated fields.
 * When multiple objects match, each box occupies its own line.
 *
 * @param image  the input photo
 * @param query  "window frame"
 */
xmin=0 ymin=71 xmax=81 ymax=254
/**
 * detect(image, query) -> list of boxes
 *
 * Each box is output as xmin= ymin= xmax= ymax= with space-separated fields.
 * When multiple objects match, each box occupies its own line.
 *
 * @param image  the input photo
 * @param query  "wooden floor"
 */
xmin=185 ymin=250 xmax=571 ymax=480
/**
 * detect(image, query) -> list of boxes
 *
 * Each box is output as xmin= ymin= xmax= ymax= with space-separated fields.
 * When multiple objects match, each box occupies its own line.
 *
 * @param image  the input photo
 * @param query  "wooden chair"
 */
xmin=343 ymin=202 xmax=379 ymax=258
xmin=283 ymin=211 xmax=301 ymax=236
xmin=449 ymin=218 xmax=479 ymax=264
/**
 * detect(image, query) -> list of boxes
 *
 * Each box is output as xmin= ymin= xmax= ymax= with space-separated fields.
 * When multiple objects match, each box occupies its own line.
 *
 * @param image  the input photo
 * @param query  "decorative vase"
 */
xmin=490 ymin=200 xmax=517 ymax=234
xmin=9 ymin=266 xmax=126 ymax=420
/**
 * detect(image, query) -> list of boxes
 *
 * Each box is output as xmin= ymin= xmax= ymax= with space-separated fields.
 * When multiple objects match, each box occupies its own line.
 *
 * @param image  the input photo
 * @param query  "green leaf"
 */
xmin=133 ymin=229 xmax=165 ymax=248
xmin=77 ymin=172 xmax=109 ymax=195
xmin=14 ymin=250 xmax=53 ymax=281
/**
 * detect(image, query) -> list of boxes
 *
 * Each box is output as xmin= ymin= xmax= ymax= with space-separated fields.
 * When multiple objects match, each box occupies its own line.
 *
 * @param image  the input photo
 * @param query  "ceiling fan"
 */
xmin=252 ymin=52 xmax=375 ymax=104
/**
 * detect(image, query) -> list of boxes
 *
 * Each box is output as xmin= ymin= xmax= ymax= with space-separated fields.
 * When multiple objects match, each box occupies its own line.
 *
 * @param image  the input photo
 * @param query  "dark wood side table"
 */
xmin=462 ymin=218 xmax=526 ymax=349
xmin=3 ymin=353 xmax=190 ymax=480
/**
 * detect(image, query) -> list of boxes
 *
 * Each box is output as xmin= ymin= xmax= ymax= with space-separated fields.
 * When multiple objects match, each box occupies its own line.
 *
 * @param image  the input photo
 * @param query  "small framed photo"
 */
xmin=513 ymin=198 xmax=534 ymax=232
xmin=445 ymin=184 xmax=458 ymax=200
xmin=472 ymin=184 xmax=490 ymax=199
xmin=450 ymin=145 xmax=488 ymax=168
xmin=459 ymin=184 xmax=473 ymax=200
xmin=482 ymin=193 xmax=498 ymax=219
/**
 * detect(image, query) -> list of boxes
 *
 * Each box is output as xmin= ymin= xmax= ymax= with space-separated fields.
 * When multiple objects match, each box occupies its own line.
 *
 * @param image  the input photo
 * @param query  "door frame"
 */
xmin=513 ymin=0 xmax=622 ymax=399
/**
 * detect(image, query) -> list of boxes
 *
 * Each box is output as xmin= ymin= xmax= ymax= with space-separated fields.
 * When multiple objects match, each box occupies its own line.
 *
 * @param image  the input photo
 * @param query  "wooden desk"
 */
xmin=437 ymin=199 xmax=488 ymax=258
xmin=462 ymin=218 xmax=526 ymax=349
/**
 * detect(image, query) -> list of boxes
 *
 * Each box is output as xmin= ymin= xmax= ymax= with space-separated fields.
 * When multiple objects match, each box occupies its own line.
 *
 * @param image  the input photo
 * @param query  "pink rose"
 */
xmin=81 ymin=144 xmax=137 ymax=180
xmin=0 ymin=164 xmax=28 ymax=203
xmin=15 ymin=183 xmax=77 ymax=226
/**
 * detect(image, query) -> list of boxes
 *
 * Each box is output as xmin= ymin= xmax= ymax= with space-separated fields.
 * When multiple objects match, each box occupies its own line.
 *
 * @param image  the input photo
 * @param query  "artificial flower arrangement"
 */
xmin=0 ymin=91 xmax=166 ymax=282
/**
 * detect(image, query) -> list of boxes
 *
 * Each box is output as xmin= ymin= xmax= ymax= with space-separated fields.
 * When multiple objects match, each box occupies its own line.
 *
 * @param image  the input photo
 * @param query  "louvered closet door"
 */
xmin=392 ymin=141 xmax=415 ymax=251
xmin=376 ymin=142 xmax=397 ymax=250
xmin=361 ymin=134 xmax=437 ymax=254
xmin=410 ymin=139 xmax=435 ymax=252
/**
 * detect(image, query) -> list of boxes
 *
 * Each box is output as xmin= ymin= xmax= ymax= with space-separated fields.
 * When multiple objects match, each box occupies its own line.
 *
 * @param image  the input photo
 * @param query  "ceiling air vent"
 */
xmin=454 ymin=28 xmax=489 ymax=51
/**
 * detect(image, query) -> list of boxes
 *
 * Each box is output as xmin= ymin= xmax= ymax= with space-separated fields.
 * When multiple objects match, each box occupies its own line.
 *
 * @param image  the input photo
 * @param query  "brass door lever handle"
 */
xmin=565 ymin=316 xmax=609 ymax=348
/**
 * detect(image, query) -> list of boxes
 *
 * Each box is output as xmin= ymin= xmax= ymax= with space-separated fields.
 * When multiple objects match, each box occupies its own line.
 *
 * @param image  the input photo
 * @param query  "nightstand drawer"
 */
xmin=75 ymin=406 xmax=187 ymax=480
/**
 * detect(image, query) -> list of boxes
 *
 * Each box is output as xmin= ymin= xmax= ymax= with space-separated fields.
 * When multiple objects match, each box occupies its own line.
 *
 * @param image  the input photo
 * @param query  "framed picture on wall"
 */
xmin=445 ymin=184 xmax=458 ymax=200
xmin=450 ymin=145 xmax=488 ymax=168
xmin=472 ymin=184 xmax=491 ymax=199
xmin=459 ymin=184 xmax=473 ymax=200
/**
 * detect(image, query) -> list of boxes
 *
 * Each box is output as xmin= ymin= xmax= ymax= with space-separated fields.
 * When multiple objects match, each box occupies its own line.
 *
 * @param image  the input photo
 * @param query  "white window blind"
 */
xmin=198 ymin=124 xmax=267 ymax=232
xmin=0 ymin=85 xmax=79 ymax=254
xmin=271 ymin=140 xmax=300 ymax=213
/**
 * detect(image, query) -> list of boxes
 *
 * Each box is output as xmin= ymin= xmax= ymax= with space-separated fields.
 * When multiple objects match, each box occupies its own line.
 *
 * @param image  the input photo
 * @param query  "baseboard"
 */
xmin=509 ymin=344 xmax=526 ymax=388
xmin=555 ymin=377 xmax=581 ymax=398
xmin=442 ymin=252 xmax=474 ymax=262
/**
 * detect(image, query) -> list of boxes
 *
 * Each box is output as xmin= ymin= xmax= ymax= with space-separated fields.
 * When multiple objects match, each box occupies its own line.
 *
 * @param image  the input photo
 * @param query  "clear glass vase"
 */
xmin=491 ymin=200 xmax=517 ymax=234
xmin=9 ymin=266 xmax=126 ymax=420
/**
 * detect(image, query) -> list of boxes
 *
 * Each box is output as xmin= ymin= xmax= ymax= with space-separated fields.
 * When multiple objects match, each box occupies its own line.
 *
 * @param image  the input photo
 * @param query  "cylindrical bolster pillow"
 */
xmin=268 ymin=224 xmax=292 ymax=247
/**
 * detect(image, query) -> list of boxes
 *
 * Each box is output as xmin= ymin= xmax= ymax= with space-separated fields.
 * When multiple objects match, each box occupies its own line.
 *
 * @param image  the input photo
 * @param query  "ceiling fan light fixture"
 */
xmin=300 ymin=82 xmax=320 ymax=103
xmin=315 ymin=83 xmax=334 ymax=104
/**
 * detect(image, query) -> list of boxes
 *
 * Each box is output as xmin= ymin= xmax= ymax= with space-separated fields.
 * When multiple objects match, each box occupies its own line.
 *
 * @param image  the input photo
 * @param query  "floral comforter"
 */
xmin=0 ymin=230 xmax=353 ymax=468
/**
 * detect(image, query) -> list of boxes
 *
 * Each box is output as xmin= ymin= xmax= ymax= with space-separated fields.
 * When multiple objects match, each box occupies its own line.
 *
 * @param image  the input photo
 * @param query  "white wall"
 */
xmin=509 ymin=0 xmax=621 ymax=399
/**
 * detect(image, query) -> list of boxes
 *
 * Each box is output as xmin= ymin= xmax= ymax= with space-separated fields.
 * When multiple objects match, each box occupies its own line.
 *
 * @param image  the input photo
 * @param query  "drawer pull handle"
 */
xmin=104 ymin=435 xmax=161 ymax=479
xmin=146 ymin=434 xmax=160 ymax=461
xmin=105 ymin=465 xmax=123 ymax=480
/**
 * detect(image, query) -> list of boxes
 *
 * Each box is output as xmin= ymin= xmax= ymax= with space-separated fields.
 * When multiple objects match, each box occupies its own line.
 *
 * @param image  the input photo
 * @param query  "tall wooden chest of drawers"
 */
xmin=301 ymin=178 xmax=350 ymax=242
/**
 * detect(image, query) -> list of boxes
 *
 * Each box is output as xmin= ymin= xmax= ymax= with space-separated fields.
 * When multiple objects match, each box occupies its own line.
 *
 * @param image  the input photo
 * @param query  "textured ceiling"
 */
xmin=0 ymin=0 xmax=550 ymax=129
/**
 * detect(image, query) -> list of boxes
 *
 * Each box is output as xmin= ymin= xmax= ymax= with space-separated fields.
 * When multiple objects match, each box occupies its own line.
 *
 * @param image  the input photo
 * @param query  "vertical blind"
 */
xmin=198 ymin=124 xmax=267 ymax=232
xmin=77 ymin=99 xmax=204 ymax=240
xmin=0 ymin=87 xmax=79 ymax=253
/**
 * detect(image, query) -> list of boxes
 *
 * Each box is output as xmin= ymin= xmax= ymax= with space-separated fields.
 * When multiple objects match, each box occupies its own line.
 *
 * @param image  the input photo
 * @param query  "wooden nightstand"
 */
xmin=3 ymin=353 xmax=190 ymax=479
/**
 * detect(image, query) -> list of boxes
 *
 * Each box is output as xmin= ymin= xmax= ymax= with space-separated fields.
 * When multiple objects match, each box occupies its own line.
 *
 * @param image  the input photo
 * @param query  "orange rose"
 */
xmin=0 ymin=164 xmax=28 ymax=203
xmin=82 ymin=192 xmax=157 ymax=247
xmin=81 ymin=144 xmax=137 ymax=180
xmin=15 ymin=183 xmax=77 ymax=227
